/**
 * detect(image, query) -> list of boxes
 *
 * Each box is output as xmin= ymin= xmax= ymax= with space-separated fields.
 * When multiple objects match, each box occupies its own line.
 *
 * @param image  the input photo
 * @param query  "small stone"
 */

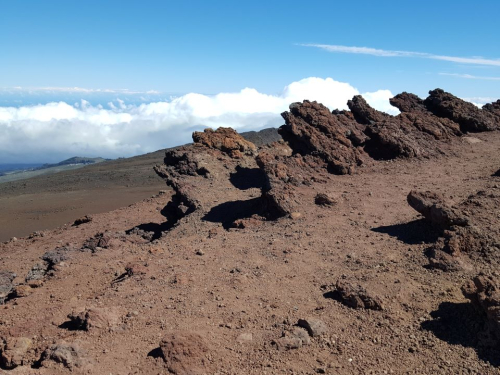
xmin=236 ymin=333 xmax=253 ymax=344
xmin=125 ymin=262 xmax=147 ymax=277
xmin=297 ymin=317 xmax=328 ymax=337
xmin=0 ymin=337 xmax=33 ymax=369
xmin=314 ymin=193 xmax=337 ymax=207
xmin=196 ymin=249 xmax=205 ymax=256
xmin=68 ymin=307 xmax=122 ymax=331
xmin=290 ymin=327 xmax=311 ymax=345
xmin=290 ymin=212 xmax=302 ymax=220
xmin=275 ymin=337 xmax=302 ymax=350
xmin=14 ymin=285 xmax=33 ymax=298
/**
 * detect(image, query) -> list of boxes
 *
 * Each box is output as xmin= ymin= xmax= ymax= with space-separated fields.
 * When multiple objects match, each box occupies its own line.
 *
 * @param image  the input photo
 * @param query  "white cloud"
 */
xmin=303 ymin=44 xmax=500 ymax=67
xmin=0 ymin=77 xmax=397 ymax=163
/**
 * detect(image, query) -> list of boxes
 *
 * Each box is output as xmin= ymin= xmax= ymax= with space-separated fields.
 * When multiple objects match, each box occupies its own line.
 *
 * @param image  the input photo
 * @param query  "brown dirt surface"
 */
xmin=1 ymin=91 xmax=500 ymax=374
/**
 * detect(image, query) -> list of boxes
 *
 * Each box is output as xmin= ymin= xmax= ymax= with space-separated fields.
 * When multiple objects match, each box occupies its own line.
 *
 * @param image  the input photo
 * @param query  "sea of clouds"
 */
xmin=0 ymin=77 xmax=399 ymax=163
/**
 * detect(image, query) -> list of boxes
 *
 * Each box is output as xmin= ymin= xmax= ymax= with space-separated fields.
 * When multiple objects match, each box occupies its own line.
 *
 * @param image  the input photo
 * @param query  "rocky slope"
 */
xmin=1 ymin=89 xmax=500 ymax=374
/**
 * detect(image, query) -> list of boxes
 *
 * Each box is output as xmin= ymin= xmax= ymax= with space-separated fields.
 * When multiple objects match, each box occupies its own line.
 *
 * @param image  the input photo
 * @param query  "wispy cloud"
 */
xmin=0 ymin=86 xmax=161 ymax=94
xmin=302 ymin=44 xmax=500 ymax=67
xmin=439 ymin=72 xmax=500 ymax=81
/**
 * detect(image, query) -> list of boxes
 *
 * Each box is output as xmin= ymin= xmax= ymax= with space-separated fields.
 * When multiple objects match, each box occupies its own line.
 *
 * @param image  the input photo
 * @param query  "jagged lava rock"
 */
xmin=349 ymin=95 xmax=460 ymax=159
xmin=279 ymin=100 xmax=367 ymax=175
xmin=462 ymin=275 xmax=500 ymax=335
xmin=0 ymin=271 xmax=16 ymax=304
xmin=192 ymin=127 xmax=257 ymax=159
xmin=483 ymin=99 xmax=500 ymax=121
xmin=424 ymin=89 xmax=497 ymax=132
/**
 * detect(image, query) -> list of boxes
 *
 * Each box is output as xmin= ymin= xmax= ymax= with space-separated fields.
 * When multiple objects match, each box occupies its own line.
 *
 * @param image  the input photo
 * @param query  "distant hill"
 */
xmin=35 ymin=157 xmax=109 ymax=171
xmin=0 ymin=156 xmax=108 ymax=183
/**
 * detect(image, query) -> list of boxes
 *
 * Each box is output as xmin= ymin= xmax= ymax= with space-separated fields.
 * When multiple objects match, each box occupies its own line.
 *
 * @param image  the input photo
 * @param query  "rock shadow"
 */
xmin=147 ymin=347 xmax=163 ymax=359
xmin=421 ymin=302 xmax=500 ymax=367
xmin=229 ymin=166 xmax=266 ymax=190
xmin=126 ymin=200 xmax=187 ymax=241
xmin=202 ymin=197 xmax=264 ymax=229
xmin=58 ymin=320 xmax=83 ymax=331
xmin=371 ymin=218 xmax=442 ymax=245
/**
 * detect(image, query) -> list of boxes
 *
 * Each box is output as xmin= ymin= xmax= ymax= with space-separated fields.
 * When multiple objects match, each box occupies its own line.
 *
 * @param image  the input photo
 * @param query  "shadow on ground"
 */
xmin=372 ymin=218 xmax=442 ymax=245
xmin=202 ymin=197 xmax=263 ymax=229
xmin=421 ymin=302 xmax=500 ymax=367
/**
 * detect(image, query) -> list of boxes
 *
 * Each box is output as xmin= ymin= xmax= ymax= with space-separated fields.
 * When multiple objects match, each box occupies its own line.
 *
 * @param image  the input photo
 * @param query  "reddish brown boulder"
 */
xmin=334 ymin=280 xmax=383 ymax=310
xmin=0 ymin=337 xmax=33 ymax=369
xmin=424 ymin=88 xmax=497 ymax=132
xmin=462 ymin=275 xmax=500 ymax=335
xmin=192 ymin=127 xmax=257 ymax=159
xmin=407 ymin=190 xmax=467 ymax=229
xmin=68 ymin=307 xmax=122 ymax=331
xmin=159 ymin=331 xmax=212 ymax=375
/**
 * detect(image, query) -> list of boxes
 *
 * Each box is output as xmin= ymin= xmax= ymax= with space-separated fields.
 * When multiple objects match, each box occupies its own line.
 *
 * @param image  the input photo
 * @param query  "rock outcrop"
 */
xmin=279 ymin=100 xmax=367 ymax=175
xmin=483 ymin=100 xmax=500 ymax=121
xmin=424 ymin=89 xmax=497 ymax=132
xmin=154 ymin=88 xmax=500 ymax=222
xmin=462 ymin=275 xmax=500 ymax=336
xmin=408 ymin=186 xmax=500 ymax=271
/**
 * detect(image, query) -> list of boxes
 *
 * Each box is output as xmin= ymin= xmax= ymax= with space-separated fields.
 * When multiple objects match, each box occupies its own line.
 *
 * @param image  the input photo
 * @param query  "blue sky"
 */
xmin=2 ymin=0 xmax=499 ymax=96
xmin=1 ymin=1 xmax=499 ymax=163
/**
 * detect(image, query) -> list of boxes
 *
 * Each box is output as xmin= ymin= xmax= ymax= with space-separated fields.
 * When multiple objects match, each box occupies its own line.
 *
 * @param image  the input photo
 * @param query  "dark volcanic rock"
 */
xmin=349 ymin=95 xmax=461 ymax=160
xmin=0 ymin=271 xmax=16 ymax=304
xmin=279 ymin=100 xmax=367 ymax=175
xmin=314 ymin=193 xmax=336 ymax=206
xmin=41 ymin=342 xmax=91 ymax=369
xmin=462 ymin=275 xmax=500 ymax=336
xmin=483 ymin=100 xmax=500 ymax=121
xmin=333 ymin=280 xmax=383 ymax=310
xmin=407 ymin=190 xmax=467 ymax=229
xmin=25 ymin=263 xmax=49 ymax=282
xmin=42 ymin=247 xmax=70 ymax=267
xmin=72 ymin=215 xmax=92 ymax=226
xmin=348 ymin=95 xmax=390 ymax=124
xmin=82 ymin=232 xmax=112 ymax=252
xmin=424 ymin=89 xmax=497 ymax=132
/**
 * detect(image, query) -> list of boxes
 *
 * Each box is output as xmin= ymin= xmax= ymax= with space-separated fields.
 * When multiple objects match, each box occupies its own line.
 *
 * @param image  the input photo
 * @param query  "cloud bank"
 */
xmin=0 ymin=77 xmax=398 ymax=163
xmin=303 ymin=44 xmax=500 ymax=67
